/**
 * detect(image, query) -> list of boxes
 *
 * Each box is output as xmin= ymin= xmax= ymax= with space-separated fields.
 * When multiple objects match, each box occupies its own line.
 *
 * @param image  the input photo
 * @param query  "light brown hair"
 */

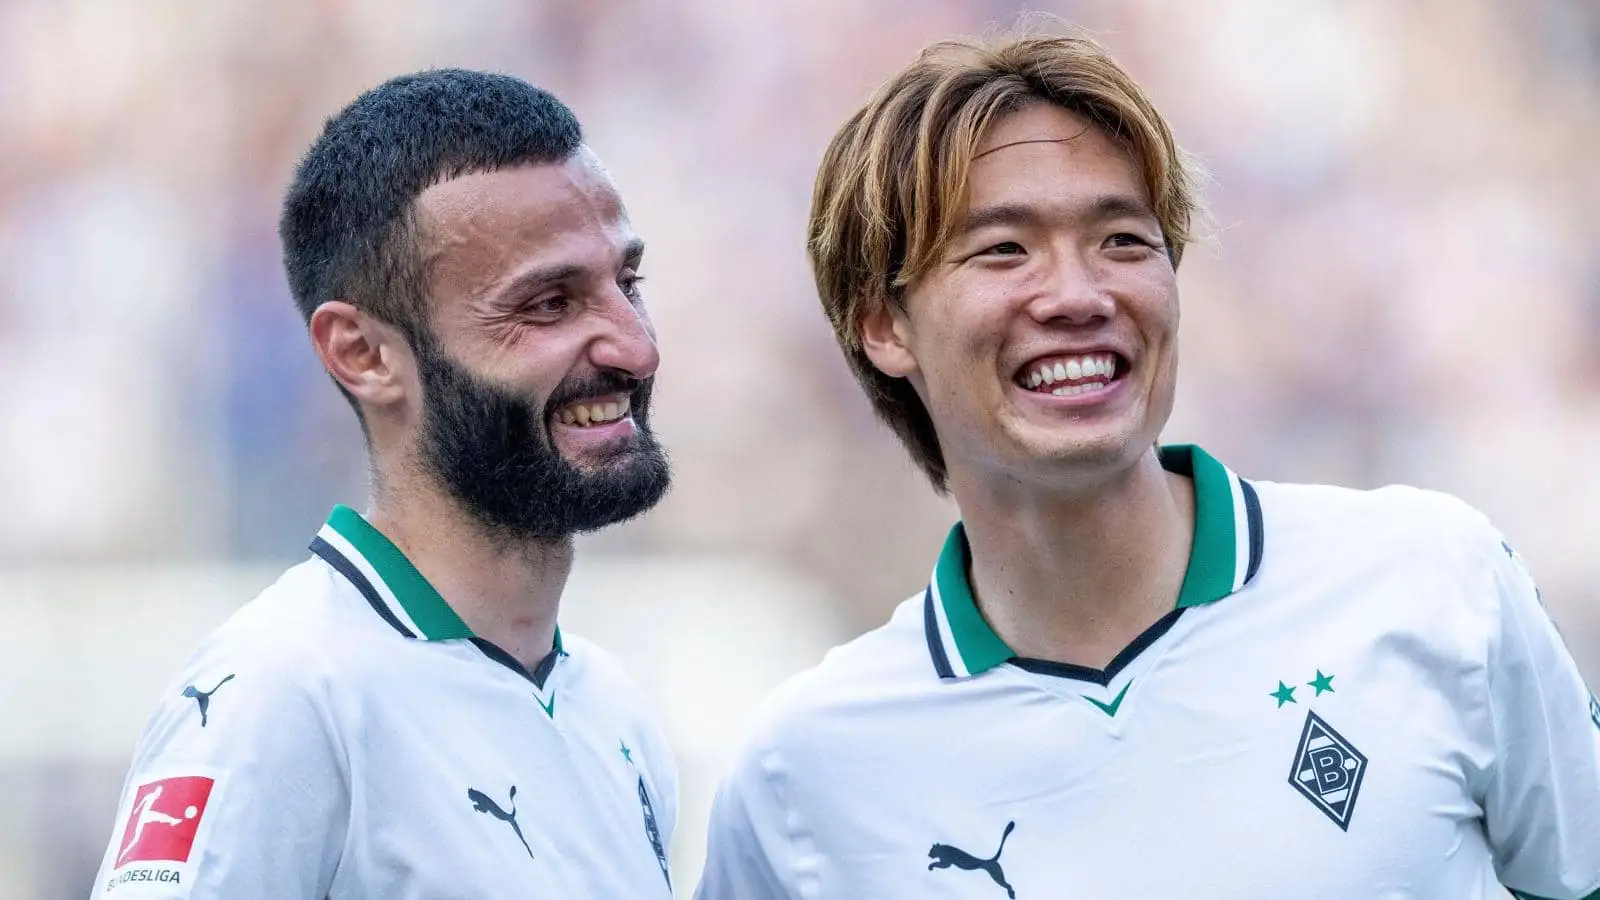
xmin=807 ymin=29 xmax=1203 ymax=491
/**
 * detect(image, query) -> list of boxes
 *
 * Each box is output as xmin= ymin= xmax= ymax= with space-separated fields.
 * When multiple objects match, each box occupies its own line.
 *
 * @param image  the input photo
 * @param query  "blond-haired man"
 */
xmin=695 ymin=32 xmax=1600 ymax=900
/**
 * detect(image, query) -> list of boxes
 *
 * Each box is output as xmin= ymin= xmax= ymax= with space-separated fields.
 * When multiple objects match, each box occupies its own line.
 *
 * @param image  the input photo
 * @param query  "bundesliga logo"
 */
xmin=116 ymin=776 xmax=214 ymax=867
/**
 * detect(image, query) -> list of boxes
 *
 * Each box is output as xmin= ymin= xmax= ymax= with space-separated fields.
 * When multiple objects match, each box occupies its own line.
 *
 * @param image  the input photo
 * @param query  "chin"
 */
xmin=1017 ymin=428 xmax=1155 ymax=477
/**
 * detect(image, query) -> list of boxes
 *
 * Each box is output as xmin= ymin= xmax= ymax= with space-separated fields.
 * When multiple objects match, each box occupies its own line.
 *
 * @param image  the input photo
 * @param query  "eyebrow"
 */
xmin=491 ymin=236 xmax=646 ymax=302
xmin=959 ymin=195 xmax=1159 ymax=235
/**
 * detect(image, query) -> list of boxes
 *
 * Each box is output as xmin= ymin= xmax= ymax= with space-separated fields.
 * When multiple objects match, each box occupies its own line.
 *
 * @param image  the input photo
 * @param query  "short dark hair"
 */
xmin=279 ymin=68 xmax=583 ymax=402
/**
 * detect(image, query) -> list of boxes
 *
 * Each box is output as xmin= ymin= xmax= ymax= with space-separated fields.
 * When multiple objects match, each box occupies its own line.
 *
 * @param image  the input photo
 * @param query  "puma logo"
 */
xmin=928 ymin=820 xmax=1016 ymax=898
xmin=181 ymin=674 xmax=235 ymax=727
xmin=468 ymin=785 xmax=533 ymax=859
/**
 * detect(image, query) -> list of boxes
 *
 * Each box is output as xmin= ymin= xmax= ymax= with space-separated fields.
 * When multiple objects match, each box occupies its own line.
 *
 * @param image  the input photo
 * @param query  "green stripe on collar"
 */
xmin=325 ymin=505 xmax=474 ymax=641
xmin=928 ymin=444 xmax=1260 ymax=677
xmin=934 ymin=524 xmax=1013 ymax=676
xmin=1160 ymin=444 xmax=1239 ymax=608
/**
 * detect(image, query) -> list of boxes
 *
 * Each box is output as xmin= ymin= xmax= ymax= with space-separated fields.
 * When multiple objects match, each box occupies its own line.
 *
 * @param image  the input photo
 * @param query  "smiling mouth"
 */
xmin=553 ymin=394 xmax=632 ymax=428
xmin=1014 ymin=352 xmax=1130 ymax=397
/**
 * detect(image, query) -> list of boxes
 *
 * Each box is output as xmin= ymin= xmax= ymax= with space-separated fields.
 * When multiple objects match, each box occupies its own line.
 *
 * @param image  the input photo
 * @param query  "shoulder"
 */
xmin=1254 ymin=478 xmax=1489 ymax=539
xmin=559 ymin=632 xmax=671 ymax=743
xmin=731 ymin=593 xmax=937 ymax=765
xmin=201 ymin=558 xmax=354 ymax=670
xmin=1252 ymin=478 xmax=1501 ymax=568
xmin=560 ymin=631 xmax=651 ymax=703
xmin=156 ymin=559 xmax=355 ymax=724
xmin=123 ymin=559 xmax=361 ymax=774
xmin=1248 ymin=478 xmax=1514 ymax=648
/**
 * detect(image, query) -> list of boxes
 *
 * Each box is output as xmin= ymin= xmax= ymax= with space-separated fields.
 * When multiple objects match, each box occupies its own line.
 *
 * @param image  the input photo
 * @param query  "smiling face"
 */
xmin=407 ymin=150 xmax=670 ymax=539
xmin=860 ymin=103 xmax=1180 ymax=492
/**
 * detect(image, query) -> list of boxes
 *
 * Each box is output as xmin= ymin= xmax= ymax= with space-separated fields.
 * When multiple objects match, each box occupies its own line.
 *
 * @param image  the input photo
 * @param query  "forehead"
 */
xmin=966 ymin=103 xmax=1146 ymax=203
xmin=414 ymin=152 xmax=632 ymax=291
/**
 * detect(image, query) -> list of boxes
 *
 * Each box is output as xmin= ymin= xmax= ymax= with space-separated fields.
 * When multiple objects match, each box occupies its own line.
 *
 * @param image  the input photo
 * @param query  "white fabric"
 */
xmin=697 ymin=483 xmax=1600 ymax=899
xmin=91 ymin=558 xmax=678 ymax=899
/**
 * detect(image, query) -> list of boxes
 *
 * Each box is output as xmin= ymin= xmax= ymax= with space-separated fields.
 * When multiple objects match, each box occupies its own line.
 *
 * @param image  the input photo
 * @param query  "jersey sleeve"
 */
xmin=90 ymin=629 xmax=348 ymax=900
xmin=1475 ymin=527 xmax=1600 ymax=899
xmin=694 ymin=741 xmax=801 ymax=900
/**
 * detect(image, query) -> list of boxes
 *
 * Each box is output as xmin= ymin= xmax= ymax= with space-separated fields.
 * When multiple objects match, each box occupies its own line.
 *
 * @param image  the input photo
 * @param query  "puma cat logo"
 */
xmin=182 ymin=674 xmax=235 ymax=727
xmin=928 ymin=820 xmax=1016 ymax=898
xmin=468 ymin=785 xmax=533 ymax=859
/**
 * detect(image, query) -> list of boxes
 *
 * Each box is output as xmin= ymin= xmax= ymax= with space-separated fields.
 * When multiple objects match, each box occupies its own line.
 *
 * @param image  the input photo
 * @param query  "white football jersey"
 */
xmin=93 ymin=505 xmax=678 ymax=899
xmin=697 ymin=445 xmax=1600 ymax=900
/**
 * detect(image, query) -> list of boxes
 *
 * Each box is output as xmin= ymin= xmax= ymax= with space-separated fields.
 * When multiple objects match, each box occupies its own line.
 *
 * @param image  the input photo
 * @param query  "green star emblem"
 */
xmin=620 ymin=740 xmax=634 ymax=765
xmin=1307 ymin=670 xmax=1336 ymax=696
xmin=1271 ymin=681 xmax=1298 ymax=708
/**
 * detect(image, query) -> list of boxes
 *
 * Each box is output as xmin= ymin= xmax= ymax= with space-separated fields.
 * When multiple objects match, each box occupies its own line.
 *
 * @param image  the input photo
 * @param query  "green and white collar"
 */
xmin=309 ymin=504 xmax=564 ymax=653
xmin=923 ymin=444 xmax=1263 ymax=680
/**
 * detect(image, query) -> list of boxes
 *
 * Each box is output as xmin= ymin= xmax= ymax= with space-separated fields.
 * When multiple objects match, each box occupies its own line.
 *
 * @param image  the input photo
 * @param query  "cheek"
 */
xmin=910 ymin=316 xmax=1007 ymax=422
xmin=1139 ymin=279 xmax=1182 ymax=402
xmin=494 ymin=329 xmax=582 ymax=383
xmin=900 ymin=273 xmax=1016 ymax=411
xmin=1131 ymin=268 xmax=1181 ymax=334
xmin=921 ymin=277 xmax=1011 ymax=359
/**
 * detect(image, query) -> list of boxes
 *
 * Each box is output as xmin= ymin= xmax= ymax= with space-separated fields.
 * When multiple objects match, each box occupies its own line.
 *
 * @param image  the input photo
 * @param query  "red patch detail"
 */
xmin=115 ymin=776 xmax=215 ymax=867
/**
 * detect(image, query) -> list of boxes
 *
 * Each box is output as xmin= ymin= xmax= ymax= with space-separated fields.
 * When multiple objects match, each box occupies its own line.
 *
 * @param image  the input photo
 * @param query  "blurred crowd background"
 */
xmin=2 ymin=0 xmax=1597 ymax=896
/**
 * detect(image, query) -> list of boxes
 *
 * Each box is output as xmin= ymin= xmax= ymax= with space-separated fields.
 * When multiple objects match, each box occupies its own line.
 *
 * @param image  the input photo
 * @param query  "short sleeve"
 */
xmin=1478 ymin=531 xmax=1600 ymax=900
xmin=694 ymin=741 xmax=802 ymax=900
xmin=89 ymin=632 xmax=348 ymax=900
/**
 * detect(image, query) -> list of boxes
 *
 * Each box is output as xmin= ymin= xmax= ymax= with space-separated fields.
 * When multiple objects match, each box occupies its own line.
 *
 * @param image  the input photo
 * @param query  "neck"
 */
xmin=951 ymin=448 xmax=1194 ymax=670
xmin=367 ymin=466 xmax=571 ymax=674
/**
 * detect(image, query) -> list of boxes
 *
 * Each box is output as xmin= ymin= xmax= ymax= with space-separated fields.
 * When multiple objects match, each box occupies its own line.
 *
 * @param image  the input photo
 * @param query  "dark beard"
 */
xmin=414 ymin=339 xmax=671 ymax=542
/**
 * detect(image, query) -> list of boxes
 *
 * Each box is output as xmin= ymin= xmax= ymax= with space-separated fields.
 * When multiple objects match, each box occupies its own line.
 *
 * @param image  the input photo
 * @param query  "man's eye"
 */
xmin=620 ymin=274 xmax=646 ymax=299
xmin=529 ymin=296 xmax=570 ymax=316
xmin=983 ymin=241 xmax=1025 ymax=256
xmin=1108 ymin=233 xmax=1152 ymax=248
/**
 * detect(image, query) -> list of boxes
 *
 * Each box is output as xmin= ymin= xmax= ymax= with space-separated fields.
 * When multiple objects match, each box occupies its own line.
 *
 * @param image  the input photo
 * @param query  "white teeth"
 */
xmin=1051 ymin=382 xmax=1105 ymax=397
xmin=558 ymin=397 xmax=631 ymax=427
xmin=1023 ymin=354 xmax=1119 ymax=391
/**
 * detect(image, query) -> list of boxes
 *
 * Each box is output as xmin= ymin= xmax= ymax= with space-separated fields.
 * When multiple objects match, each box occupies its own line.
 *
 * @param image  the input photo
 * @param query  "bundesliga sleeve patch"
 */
xmin=104 ymin=774 xmax=219 ymax=895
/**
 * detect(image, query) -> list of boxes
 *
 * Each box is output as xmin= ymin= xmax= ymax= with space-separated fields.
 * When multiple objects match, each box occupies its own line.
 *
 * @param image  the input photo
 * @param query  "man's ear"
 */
xmin=308 ymin=301 xmax=411 ymax=409
xmin=858 ymin=299 xmax=918 ymax=379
